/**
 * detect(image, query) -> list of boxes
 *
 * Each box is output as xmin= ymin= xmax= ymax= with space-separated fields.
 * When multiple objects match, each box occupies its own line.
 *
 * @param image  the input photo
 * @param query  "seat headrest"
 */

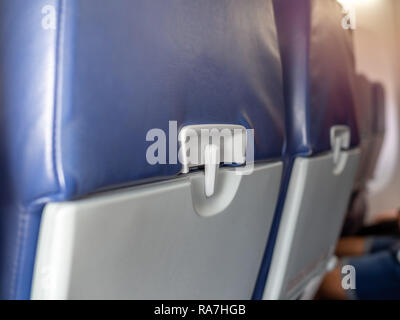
xmin=273 ymin=0 xmax=360 ymax=156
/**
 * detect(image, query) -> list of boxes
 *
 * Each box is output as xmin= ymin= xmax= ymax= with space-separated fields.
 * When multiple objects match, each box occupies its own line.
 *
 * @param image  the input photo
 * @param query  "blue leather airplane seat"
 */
xmin=0 ymin=0 xmax=286 ymax=299
xmin=257 ymin=0 xmax=361 ymax=299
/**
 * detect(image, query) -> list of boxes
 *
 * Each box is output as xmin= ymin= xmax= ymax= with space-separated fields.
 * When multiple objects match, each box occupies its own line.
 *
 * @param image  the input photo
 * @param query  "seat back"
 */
xmin=260 ymin=0 xmax=360 ymax=299
xmin=0 ymin=0 xmax=287 ymax=299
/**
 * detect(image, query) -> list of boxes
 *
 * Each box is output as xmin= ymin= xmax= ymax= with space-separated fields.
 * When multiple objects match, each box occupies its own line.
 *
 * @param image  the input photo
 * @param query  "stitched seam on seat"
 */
xmin=52 ymin=0 xmax=67 ymax=195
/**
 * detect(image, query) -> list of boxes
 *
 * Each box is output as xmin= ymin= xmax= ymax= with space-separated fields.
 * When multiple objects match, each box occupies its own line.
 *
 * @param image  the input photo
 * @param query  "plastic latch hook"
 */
xmin=178 ymin=124 xmax=247 ymax=197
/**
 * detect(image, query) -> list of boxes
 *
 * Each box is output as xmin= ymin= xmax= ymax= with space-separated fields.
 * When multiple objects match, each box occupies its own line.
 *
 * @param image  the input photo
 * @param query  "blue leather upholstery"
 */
xmin=0 ymin=0 xmax=286 ymax=299
xmin=59 ymin=0 xmax=285 ymax=197
xmin=253 ymin=0 xmax=360 ymax=298
xmin=0 ymin=0 xmax=62 ymax=300
xmin=273 ymin=0 xmax=360 ymax=155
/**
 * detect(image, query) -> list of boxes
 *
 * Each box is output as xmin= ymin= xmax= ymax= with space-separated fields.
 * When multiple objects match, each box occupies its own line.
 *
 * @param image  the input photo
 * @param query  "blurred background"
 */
xmin=340 ymin=0 xmax=400 ymax=222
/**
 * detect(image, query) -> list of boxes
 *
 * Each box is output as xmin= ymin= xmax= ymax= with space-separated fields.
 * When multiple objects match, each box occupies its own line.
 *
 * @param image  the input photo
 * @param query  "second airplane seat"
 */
xmin=256 ymin=0 xmax=361 ymax=300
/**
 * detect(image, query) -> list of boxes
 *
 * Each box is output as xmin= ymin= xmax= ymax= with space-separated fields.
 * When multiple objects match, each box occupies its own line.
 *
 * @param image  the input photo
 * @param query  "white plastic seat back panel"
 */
xmin=263 ymin=149 xmax=359 ymax=300
xmin=32 ymin=163 xmax=282 ymax=300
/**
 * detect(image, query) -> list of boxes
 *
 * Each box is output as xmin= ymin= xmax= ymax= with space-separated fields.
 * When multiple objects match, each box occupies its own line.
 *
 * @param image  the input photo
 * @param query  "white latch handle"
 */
xmin=179 ymin=124 xmax=247 ymax=197
xmin=204 ymin=144 xmax=220 ymax=197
